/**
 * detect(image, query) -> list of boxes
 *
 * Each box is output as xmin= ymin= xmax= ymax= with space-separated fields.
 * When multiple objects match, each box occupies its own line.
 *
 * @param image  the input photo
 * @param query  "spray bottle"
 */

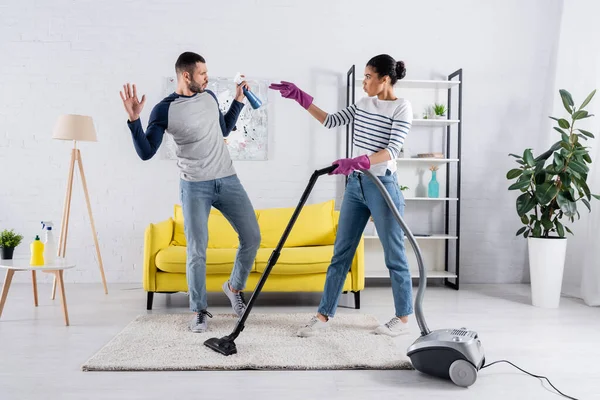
xmin=41 ymin=221 xmax=57 ymax=264
xmin=234 ymin=72 xmax=262 ymax=109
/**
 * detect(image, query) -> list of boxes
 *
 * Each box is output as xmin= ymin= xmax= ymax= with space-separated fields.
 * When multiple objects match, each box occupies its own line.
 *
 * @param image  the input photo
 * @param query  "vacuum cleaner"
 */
xmin=205 ymin=165 xmax=485 ymax=388
xmin=361 ymin=168 xmax=485 ymax=388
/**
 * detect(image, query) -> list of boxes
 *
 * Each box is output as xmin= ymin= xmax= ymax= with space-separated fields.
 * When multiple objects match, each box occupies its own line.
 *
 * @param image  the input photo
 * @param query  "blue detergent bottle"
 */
xmin=234 ymin=72 xmax=262 ymax=109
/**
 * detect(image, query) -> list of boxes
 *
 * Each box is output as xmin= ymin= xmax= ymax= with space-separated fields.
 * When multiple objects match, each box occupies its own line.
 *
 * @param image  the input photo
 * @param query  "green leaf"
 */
xmin=553 ymin=127 xmax=567 ymax=135
xmin=565 ymin=226 xmax=574 ymax=235
xmin=553 ymin=153 xmax=564 ymax=170
xmin=535 ymin=171 xmax=546 ymax=185
xmin=576 ymin=134 xmax=589 ymax=141
xmin=523 ymin=149 xmax=535 ymax=167
xmin=584 ymin=153 xmax=592 ymax=163
xmin=516 ymin=227 xmax=527 ymax=236
xmin=593 ymin=194 xmax=600 ymax=201
xmin=555 ymin=220 xmax=565 ymax=237
xmin=535 ymin=182 xmax=559 ymax=205
xmin=533 ymin=221 xmax=542 ymax=237
xmin=579 ymin=89 xmax=596 ymax=110
xmin=562 ymin=190 xmax=576 ymax=202
xmin=509 ymin=180 xmax=531 ymax=191
xmin=516 ymin=193 xmax=537 ymax=216
xmin=509 ymin=153 xmax=523 ymax=159
xmin=524 ymin=229 xmax=530 ymax=238
xmin=561 ymin=132 xmax=570 ymax=143
xmin=557 ymin=192 xmax=577 ymax=217
xmin=558 ymin=119 xmax=570 ymax=129
xmin=573 ymin=110 xmax=589 ymax=120
xmin=521 ymin=215 xmax=529 ymax=224
xmin=541 ymin=216 xmax=554 ymax=230
xmin=506 ymin=169 xmax=523 ymax=179
xmin=578 ymin=129 xmax=595 ymax=139
xmin=529 ymin=214 xmax=538 ymax=222
xmin=560 ymin=89 xmax=574 ymax=112
xmin=577 ymin=178 xmax=592 ymax=200
xmin=582 ymin=199 xmax=591 ymax=212
xmin=569 ymin=160 xmax=589 ymax=174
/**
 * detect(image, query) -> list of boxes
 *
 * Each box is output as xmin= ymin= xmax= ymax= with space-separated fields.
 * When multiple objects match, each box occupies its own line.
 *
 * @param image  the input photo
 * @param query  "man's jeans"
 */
xmin=318 ymin=170 xmax=413 ymax=318
xmin=180 ymin=174 xmax=260 ymax=312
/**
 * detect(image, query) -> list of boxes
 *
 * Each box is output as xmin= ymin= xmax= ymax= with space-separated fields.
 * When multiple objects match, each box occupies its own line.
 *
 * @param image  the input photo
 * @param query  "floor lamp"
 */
xmin=51 ymin=114 xmax=108 ymax=297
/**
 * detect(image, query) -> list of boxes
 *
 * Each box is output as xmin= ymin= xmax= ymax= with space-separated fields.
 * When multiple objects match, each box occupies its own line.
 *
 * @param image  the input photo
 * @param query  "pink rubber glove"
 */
xmin=331 ymin=155 xmax=371 ymax=175
xmin=269 ymin=81 xmax=314 ymax=109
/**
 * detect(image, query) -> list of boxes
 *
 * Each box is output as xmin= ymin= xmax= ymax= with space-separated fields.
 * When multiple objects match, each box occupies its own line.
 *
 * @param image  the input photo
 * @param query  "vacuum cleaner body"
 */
xmin=407 ymin=328 xmax=485 ymax=387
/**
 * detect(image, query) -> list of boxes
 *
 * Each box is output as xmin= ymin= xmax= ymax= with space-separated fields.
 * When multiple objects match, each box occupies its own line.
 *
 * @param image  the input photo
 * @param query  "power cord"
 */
xmin=481 ymin=360 xmax=578 ymax=400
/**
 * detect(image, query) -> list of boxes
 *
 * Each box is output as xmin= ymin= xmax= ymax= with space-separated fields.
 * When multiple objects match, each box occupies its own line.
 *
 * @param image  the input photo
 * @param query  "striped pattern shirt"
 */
xmin=324 ymin=97 xmax=413 ymax=175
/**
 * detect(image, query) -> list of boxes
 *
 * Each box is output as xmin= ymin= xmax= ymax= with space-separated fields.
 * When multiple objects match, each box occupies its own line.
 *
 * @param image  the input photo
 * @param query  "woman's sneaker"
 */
xmin=296 ymin=315 xmax=329 ymax=337
xmin=373 ymin=317 xmax=409 ymax=337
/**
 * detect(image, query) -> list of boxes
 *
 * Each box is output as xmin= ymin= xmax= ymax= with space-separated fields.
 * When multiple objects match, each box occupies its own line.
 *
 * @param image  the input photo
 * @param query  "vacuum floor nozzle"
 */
xmin=204 ymin=336 xmax=237 ymax=356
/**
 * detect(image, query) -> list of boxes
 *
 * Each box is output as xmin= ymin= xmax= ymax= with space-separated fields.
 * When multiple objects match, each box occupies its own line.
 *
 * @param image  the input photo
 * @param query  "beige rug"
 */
xmin=82 ymin=313 xmax=413 ymax=371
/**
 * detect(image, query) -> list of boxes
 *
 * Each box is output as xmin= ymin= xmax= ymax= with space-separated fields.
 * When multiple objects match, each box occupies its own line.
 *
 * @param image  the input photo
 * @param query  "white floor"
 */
xmin=0 ymin=281 xmax=597 ymax=400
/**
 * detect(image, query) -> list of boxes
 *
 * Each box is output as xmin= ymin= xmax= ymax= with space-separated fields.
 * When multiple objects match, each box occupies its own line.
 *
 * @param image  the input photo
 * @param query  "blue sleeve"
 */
xmin=126 ymin=101 xmax=169 ymax=161
xmin=206 ymin=90 xmax=245 ymax=137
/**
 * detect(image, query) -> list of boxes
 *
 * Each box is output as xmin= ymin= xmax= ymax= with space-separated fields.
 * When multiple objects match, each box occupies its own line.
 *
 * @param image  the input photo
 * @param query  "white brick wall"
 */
xmin=0 ymin=0 xmax=563 ymax=284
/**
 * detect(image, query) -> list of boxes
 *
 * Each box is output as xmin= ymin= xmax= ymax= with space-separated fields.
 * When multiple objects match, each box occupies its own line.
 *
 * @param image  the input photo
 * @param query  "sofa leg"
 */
xmin=147 ymin=292 xmax=154 ymax=310
xmin=353 ymin=291 xmax=360 ymax=309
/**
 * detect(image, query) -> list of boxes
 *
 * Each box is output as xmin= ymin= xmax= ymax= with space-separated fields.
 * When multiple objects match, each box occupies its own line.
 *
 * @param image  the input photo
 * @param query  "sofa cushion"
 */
xmin=155 ymin=246 xmax=244 ymax=274
xmin=255 ymin=246 xmax=334 ymax=275
xmin=173 ymin=205 xmax=257 ymax=249
xmin=257 ymin=200 xmax=336 ymax=248
xmin=172 ymin=205 xmax=186 ymax=246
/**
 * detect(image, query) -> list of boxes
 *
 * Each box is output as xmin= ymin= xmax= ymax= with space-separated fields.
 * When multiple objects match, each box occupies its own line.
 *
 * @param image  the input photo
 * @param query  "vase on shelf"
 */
xmin=428 ymin=167 xmax=439 ymax=198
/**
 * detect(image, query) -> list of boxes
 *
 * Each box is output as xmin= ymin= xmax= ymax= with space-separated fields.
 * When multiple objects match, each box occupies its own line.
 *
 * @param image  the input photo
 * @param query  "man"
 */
xmin=120 ymin=52 xmax=261 ymax=333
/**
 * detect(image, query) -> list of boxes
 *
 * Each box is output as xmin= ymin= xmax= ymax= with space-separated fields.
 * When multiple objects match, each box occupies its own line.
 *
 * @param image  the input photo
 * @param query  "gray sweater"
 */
xmin=127 ymin=90 xmax=244 ymax=181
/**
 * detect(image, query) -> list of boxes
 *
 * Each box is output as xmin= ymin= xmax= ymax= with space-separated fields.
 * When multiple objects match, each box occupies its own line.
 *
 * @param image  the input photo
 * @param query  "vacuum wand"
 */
xmin=204 ymin=164 xmax=338 ymax=356
xmin=360 ymin=169 xmax=430 ymax=336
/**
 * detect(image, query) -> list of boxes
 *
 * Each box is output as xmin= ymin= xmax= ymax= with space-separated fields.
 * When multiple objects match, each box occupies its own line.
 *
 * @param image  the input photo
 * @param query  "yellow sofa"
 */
xmin=143 ymin=199 xmax=364 ymax=310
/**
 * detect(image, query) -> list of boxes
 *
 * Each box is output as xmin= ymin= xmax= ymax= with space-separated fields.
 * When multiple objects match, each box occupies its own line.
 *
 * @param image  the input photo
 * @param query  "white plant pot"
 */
xmin=527 ymin=237 xmax=567 ymax=308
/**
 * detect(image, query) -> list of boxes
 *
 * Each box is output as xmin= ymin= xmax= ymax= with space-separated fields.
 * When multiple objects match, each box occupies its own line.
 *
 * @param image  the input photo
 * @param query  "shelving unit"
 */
xmin=345 ymin=65 xmax=463 ymax=289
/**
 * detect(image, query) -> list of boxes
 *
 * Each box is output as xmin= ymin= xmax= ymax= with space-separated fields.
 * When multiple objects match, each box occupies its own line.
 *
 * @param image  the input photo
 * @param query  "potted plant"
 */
xmin=507 ymin=88 xmax=600 ymax=308
xmin=0 ymin=229 xmax=24 ymax=260
xmin=433 ymin=103 xmax=447 ymax=119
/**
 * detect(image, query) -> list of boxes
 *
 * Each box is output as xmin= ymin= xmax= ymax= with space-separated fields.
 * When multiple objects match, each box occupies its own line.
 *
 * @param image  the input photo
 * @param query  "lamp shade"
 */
xmin=52 ymin=114 xmax=98 ymax=142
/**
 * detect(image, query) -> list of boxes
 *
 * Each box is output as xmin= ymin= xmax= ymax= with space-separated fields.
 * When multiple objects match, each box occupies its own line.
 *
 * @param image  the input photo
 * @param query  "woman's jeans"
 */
xmin=318 ymin=170 xmax=413 ymax=318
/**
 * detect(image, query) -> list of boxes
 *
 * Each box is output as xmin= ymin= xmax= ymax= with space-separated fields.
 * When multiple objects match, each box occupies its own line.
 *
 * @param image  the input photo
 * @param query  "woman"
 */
xmin=270 ymin=54 xmax=413 ymax=337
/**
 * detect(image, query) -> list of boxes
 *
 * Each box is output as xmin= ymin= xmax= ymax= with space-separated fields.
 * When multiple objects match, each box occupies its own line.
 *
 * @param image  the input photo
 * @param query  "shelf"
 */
xmin=355 ymin=79 xmax=460 ymax=90
xmin=364 ymin=235 xmax=458 ymax=240
xmin=413 ymin=119 xmax=460 ymax=126
xmin=397 ymin=158 xmax=459 ymax=164
xmin=366 ymin=270 xmax=457 ymax=279
xmin=404 ymin=197 xmax=459 ymax=201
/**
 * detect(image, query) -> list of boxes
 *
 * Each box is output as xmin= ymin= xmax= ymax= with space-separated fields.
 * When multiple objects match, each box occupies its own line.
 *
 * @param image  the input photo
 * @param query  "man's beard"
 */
xmin=188 ymin=79 xmax=205 ymax=93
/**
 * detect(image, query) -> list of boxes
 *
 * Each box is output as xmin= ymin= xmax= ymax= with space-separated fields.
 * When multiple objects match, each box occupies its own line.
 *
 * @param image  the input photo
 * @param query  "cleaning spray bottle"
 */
xmin=41 ymin=221 xmax=56 ymax=264
xmin=30 ymin=235 xmax=44 ymax=266
xmin=234 ymin=72 xmax=262 ymax=109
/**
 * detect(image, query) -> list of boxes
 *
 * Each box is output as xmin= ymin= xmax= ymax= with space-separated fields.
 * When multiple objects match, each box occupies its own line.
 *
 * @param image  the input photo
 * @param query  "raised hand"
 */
xmin=119 ymin=83 xmax=146 ymax=122
xmin=269 ymin=81 xmax=313 ymax=109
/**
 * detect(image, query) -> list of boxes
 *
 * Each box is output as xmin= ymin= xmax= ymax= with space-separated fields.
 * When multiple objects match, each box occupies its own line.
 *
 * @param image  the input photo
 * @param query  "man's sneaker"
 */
xmin=373 ymin=317 xmax=409 ymax=337
xmin=189 ymin=310 xmax=213 ymax=333
xmin=296 ymin=315 xmax=329 ymax=337
xmin=222 ymin=280 xmax=247 ymax=318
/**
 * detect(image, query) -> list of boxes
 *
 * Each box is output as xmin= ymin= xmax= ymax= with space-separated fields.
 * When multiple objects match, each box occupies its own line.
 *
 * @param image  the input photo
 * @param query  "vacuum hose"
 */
xmin=360 ymin=169 xmax=431 ymax=336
